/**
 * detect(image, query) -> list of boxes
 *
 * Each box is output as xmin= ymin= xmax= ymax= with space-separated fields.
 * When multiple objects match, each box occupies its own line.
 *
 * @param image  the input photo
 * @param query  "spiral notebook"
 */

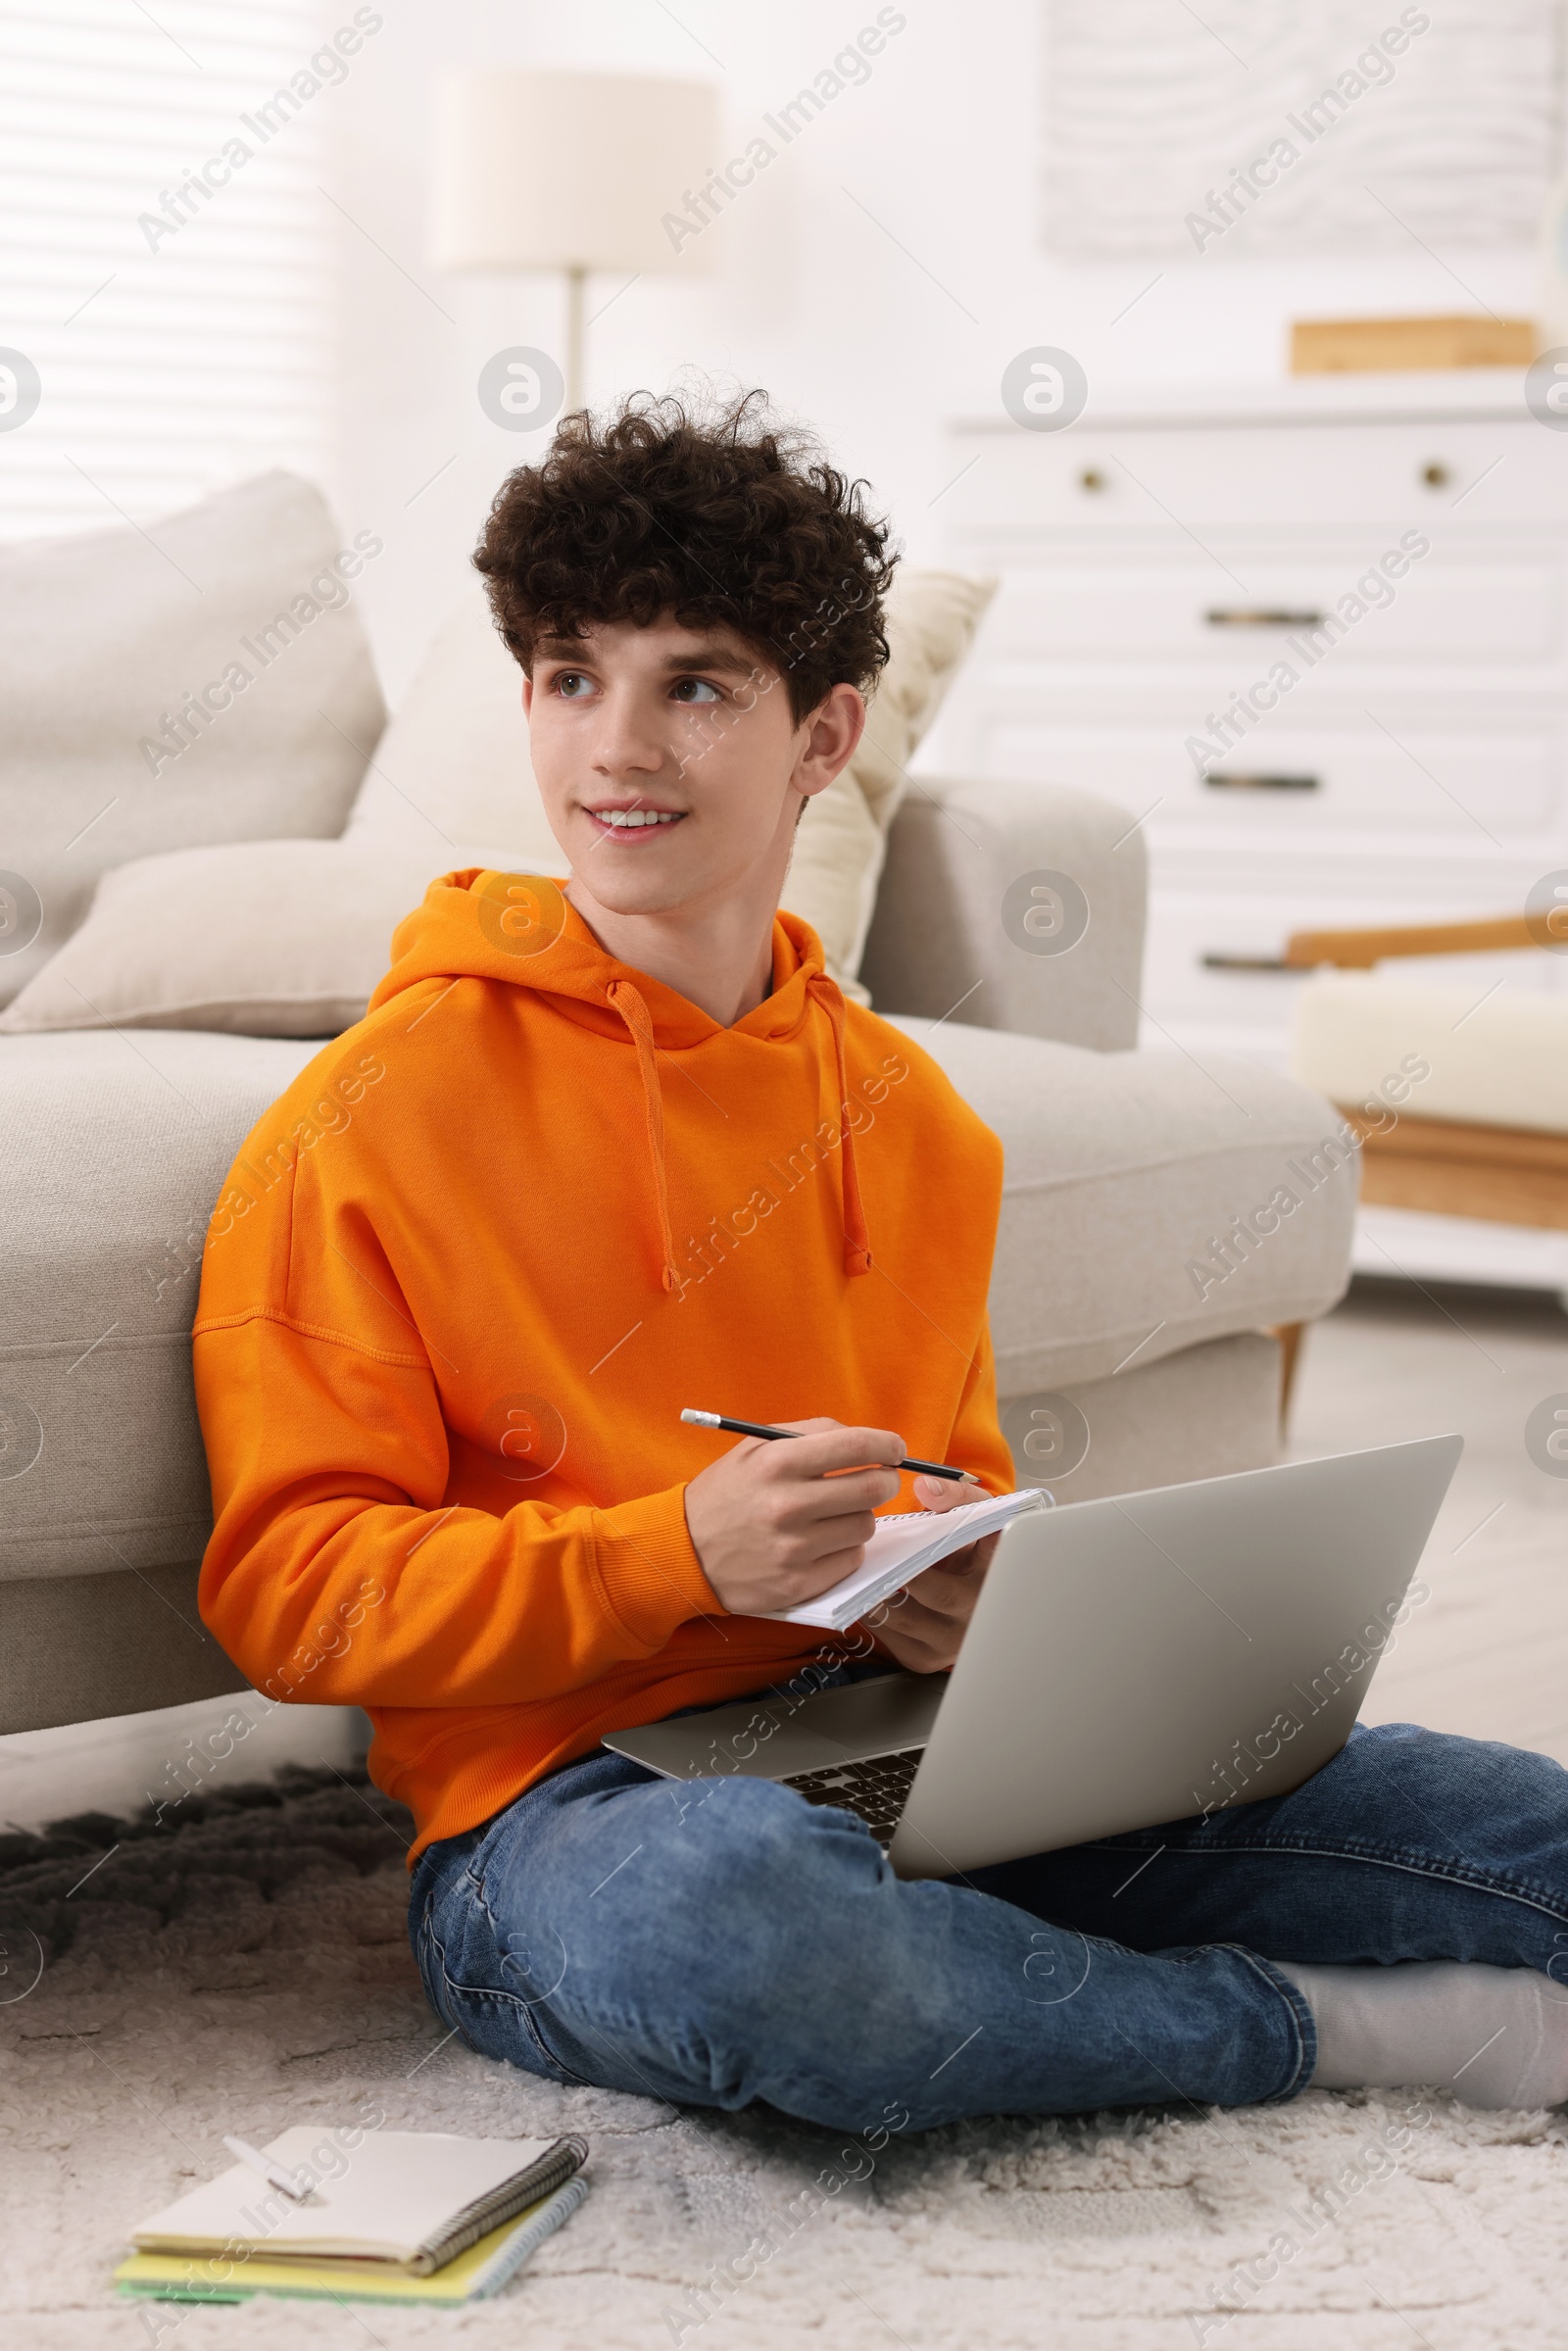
xmin=122 ymin=2131 xmax=586 ymax=2279
xmin=758 ymin=1487 xmax=1049 ymax=1632
xmin=116 ymin=2180 xmax=590 ymax=2308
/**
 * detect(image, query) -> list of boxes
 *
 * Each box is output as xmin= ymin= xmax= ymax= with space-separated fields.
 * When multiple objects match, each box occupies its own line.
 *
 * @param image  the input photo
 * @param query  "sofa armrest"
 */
xmin=858 ymin=775 xmax=1147 ymax=1052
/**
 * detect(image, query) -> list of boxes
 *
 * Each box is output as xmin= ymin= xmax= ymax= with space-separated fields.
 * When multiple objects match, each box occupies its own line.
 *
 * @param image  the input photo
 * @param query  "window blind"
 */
xmin=0 ymin=0 xmax=367 ymax=541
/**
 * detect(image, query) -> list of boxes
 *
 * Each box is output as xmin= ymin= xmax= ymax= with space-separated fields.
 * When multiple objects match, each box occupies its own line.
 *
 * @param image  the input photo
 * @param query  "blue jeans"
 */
xmin=408 ymin=1721 xmax=1568 ymax=2130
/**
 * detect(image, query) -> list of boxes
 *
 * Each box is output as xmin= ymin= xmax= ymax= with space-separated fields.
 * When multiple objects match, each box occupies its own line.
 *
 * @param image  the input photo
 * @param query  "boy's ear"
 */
xmin=793 ymin=681 xmax=864 ymax=799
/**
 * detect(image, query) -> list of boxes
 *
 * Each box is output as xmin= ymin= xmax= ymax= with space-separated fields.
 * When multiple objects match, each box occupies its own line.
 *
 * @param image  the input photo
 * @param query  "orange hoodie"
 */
xmin=194 ymin=871 xmax=1011 ymax=1862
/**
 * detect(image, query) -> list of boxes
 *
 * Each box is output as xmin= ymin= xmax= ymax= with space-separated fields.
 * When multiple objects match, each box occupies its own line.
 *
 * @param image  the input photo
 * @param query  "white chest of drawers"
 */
xmin=935 ymin=375 xmax=1568 ymax=1289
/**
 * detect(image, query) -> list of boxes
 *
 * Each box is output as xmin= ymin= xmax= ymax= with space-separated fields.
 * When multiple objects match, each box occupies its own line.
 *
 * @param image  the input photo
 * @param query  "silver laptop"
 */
xmin=603 ymin=1435 xmax=1462 ymax=1879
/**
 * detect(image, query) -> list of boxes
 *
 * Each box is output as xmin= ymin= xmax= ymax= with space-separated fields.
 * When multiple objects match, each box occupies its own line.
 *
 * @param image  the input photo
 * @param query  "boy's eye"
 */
xmin=554 ymin=672 xmax=594 ymax=699
xmin=670 ymin=678 xmax=721 ymax=704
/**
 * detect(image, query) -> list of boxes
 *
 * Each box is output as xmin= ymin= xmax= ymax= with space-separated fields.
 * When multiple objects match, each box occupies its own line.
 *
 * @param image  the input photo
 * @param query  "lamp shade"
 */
xmin=428 ymin=69 xmax=721 ymax=276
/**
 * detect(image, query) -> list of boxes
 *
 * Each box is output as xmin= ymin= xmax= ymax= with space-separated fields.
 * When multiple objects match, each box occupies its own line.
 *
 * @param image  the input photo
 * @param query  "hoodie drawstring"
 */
xmin=807 ymin=973 xmax=872 ymax=1279
xmin=606 ymin=970 xmax=873 ymax=1297
xmin=606 ymin=979 xmax=682 ymax=1294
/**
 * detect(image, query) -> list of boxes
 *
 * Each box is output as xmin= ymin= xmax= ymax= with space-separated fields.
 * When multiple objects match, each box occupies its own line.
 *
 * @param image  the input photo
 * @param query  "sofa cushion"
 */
xmin=894 ymin=1018 xmax=1356 ymax=1395
xmin=0 ymin=1332 xmax=1288 ymax=1735
xmin=0 ymin=1563 xmax=247 ymax=1735
xmin=0 ymin=840 xmax=466 ymax=1038
xmin=0 ymin=1031 xmax=318 ymax=1584
xmin=0 ymin=1017 xmax=1352 ymax=1592
xmin=343 ymin=569 xmax=995 ymax=997
xmin=1292 ymin=970 xmax=1568 ymax=1137
xmin=0 ymin=471 xmax=386 ymax=1009
xmin=781 ymin=567 xmax=999 ymax=990
xmin=999 ymin=1331 xmax=1284 ymax=1500
xmin=341 ymin=585 xmax=553 ymax=862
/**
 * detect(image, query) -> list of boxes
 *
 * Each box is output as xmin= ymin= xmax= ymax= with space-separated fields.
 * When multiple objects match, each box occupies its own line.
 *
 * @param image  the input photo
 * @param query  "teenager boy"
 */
xmin=197 ymin=396 xmax=1568 ymax=2127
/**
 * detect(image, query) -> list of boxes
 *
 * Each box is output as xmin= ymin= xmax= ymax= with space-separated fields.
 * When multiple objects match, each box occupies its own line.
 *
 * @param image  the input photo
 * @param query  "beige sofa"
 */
xmin=0 ymin=476 xmax=1357 ymax=1736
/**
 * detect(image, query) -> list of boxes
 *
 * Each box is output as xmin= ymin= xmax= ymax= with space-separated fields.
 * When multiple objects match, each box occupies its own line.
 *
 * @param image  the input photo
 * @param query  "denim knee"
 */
xmin=544 ymin=1776 xmax=880 ymax=2012
xmin=497 ymin=1774 xmax=884 ymax=2098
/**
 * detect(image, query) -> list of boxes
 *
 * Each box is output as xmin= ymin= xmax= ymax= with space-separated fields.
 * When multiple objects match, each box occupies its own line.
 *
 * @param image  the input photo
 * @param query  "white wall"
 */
xmin=328 ymin=0 xmax=1540 ymax=700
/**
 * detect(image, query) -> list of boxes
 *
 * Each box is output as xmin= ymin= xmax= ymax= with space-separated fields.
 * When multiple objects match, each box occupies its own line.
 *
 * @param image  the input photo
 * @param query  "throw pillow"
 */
xmin=0 ymin=840 xmax=483 ymax=1038
xmin=0 ymin=470 xmax=386 ymax=1008
xmin=786 ymin=566 xmax=999 ymax=987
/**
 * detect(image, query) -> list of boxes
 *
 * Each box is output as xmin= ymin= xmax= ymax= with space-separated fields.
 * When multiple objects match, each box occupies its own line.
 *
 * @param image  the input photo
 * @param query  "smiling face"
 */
xmin=522 ymin=615 xmax=864 ymax=927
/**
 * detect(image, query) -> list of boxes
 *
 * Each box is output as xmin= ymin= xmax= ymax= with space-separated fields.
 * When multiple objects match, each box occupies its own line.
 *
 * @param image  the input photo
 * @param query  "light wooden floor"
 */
xmin=1289 ymin=1276 xmax=1568 ymax=1763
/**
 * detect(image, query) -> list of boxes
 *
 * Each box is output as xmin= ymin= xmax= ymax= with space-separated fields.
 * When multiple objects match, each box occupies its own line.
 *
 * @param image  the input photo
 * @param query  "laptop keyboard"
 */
xmin=781 ymin=1748 xmax=924 ymax=1845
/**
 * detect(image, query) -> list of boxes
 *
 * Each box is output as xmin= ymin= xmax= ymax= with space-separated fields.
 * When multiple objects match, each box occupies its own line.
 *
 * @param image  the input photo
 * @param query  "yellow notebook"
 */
xmin=115 ymin=2177 xmax=589 ymax=2306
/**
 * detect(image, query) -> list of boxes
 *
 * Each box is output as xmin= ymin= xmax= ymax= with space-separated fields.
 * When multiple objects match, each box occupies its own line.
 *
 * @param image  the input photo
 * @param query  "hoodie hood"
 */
xmin=369 ymin=869 xmax=871 ymax=1292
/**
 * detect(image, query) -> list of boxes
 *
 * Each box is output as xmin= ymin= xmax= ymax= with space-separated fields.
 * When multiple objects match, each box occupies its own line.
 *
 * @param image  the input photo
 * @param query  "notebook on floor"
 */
xmin=116 ymin=2129 xmax=587 ymax=2301
xmin=115 ymin=2180 xmax=590 ymax=2307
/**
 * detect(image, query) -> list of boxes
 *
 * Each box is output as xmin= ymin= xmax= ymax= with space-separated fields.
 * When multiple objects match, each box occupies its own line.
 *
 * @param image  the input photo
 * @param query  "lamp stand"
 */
xmin=564 ymin=264 xmax=586 ymax=414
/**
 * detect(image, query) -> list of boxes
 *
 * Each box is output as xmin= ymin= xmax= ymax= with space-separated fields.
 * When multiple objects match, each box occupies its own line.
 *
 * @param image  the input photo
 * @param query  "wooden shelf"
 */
xmin=1343 ymin=1106 xmax=1568 ymax=1232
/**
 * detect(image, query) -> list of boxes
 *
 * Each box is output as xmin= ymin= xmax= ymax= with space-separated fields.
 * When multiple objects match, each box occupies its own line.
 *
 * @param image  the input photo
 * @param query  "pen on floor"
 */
xmin=222 ymin=2135 xmax=316 ymax=2203
xmin=680 ymin=1408 xmax=979 ymax=1484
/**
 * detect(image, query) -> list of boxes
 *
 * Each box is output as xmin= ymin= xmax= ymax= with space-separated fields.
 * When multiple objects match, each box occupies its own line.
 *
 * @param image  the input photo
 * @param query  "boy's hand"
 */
xmin=684 ymin=1417 xmax=905 ymax=1617
xmin=861 ymin=1472 xmax=998 ymax=1674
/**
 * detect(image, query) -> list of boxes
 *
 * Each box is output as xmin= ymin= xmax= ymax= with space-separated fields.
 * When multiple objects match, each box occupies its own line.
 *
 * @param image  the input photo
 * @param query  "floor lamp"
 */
xmin=427 ymin=68 xmax=719 ymax=414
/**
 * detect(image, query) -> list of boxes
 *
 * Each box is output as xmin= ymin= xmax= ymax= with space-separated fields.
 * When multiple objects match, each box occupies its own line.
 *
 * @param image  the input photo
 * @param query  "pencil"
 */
xmin=679 ymin=1408 xmax=979 ymax=1483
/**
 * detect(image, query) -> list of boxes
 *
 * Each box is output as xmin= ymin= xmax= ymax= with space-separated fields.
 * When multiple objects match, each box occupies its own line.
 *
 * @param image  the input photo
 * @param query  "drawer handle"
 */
xmin=1204 ymin=608 xmax=1324 ymax=628
xmin=1200 ymin=953 xmax=1295 ymax=972
xmin=1204 ymin=771 xmax=1319 ymax=793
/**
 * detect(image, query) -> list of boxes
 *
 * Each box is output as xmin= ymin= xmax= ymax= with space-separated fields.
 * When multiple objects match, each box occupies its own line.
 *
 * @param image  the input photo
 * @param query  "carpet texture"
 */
xmin=3 ymin=1767 xmax=1566 ymax=2349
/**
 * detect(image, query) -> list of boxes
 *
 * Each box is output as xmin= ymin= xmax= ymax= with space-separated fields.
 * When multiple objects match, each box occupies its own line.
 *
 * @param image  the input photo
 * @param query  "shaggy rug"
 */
xmin=3 ymin=1767 xmax=1566 ymax=2351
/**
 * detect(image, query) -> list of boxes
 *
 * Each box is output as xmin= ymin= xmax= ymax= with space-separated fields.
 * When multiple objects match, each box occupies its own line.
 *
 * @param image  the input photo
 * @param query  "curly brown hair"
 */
xmin=472 ymin=390 xmax=898 ymax=721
